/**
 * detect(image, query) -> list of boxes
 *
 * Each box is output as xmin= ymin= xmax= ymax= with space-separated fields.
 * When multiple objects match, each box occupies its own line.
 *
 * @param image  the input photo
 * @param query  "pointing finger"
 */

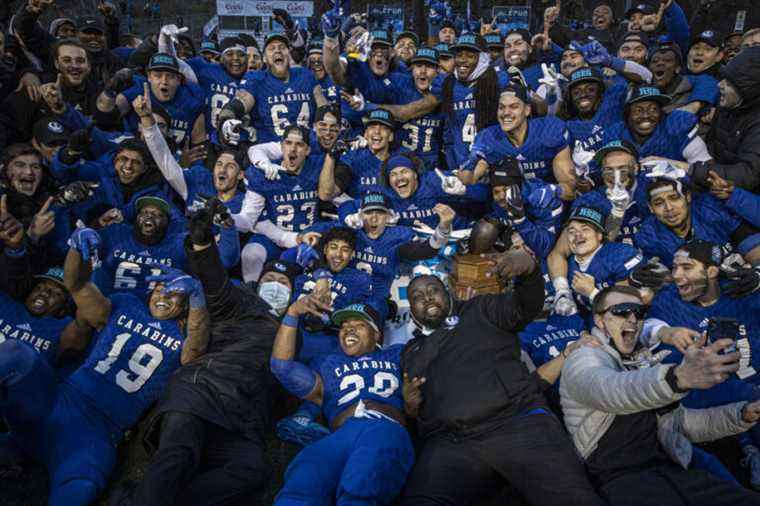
xmin=39 ymin=196 xmax=54 ymax=214
xmin=56 ymin=73 xmax=63 ymax=88
xmin=143 ymin=82 xmax=150 ymax=102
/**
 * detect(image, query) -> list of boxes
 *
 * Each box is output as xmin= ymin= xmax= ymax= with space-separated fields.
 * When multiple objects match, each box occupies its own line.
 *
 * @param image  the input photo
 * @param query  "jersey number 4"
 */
xmin=94 ymin=332 xmax=163 ymax=393
xmin=337 ymin=371 xmax=399 ymax=406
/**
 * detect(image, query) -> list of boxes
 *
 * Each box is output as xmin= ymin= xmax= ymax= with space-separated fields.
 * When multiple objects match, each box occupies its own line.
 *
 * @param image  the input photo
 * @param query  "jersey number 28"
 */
xmin=337 ymin=371 xmax=399 ymax=406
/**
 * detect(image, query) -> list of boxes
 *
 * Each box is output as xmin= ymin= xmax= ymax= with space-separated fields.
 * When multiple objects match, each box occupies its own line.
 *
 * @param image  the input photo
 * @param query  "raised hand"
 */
xmin=485 ymin=248 xmax=537 ymax=282
xmin=146 ymin=264 xmax=206 ymax=308
xmin=27 ymin=0 xmax=54 ymax=15
xmin=160 ymin=24 xmax=190 ymax=45
xmin=436 ymin=168 xmax=467 ymax=196
xmin=629 ymin=258 xmax=670 ymax=290
xmin=132 ymin=82 xmax=153 ymax=118
xmin=0 ymin=195 xmax=24 ymax=249
xmin=55 ymin=181 xmax=99 ymax=206
xmin=104 ymin=68 xmax=135 ymax=97
xmin=67 ymin=224 xmax=101 ymax=261
xmin=295 ymin=242 xmax=320 ymax=269
xmin=39 ymin=74 xmax=65 ymax=113
xmin=27 ymin=197 xmax=56 ymax=241
xmin=18 ymin=72 xmax=43 ymax=103
xmin=220 ymin=119 xmax=243 ymax=146
xmin=674 ymin=336 xmax=740 ymax=390
xmin=253 ymin=159 xmax=284 ymax=180
xmin=571 ymin=271 xmax=597 ymax=298
xmin=658 ymin=327 xmax=700 ymax=354
xmin=742 ymin=400 xmax=760 ymax=423
xmin=504 ymin=185 xmax=525 ymax=221
xmin=403 ymin=373 xmax=426 ymax=417
xmin=433 ymin=203 xmax=456 ymax=229
xmin=706 ymin=170 xmax=735 ymax=200
xmin=96 ymin=208 xmax=124 ymax=228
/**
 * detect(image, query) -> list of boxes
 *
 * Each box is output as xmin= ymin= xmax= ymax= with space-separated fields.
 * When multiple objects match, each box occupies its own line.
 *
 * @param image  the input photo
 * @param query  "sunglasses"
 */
xmin=605 ymin=302 xmax=648 ymax=320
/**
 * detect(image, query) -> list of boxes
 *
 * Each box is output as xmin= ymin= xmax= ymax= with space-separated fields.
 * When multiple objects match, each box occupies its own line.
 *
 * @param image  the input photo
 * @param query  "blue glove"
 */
xmin=67 ymin=226 xmax=101 ymax=261
xmin=295 ymin=243 xmax=320 ymax=270
xmin=341 ymin=15 xmax=357 ymax=34
xmin=582 ymin=40 xmax=612 ymax=67
xmin=526 ymin=184 xmax=561 ymax=209
xmin=146 ymin=265 xmax=206 ymax=309
xmin=321 ymin=11 xmax=341 ymax=38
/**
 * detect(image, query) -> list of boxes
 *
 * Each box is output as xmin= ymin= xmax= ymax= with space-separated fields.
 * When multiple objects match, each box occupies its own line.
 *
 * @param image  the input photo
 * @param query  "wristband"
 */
xmin=282 ymin=313 xmax=300 ymax=328
xmin=589 ymin=287 xmax=600 ymax=302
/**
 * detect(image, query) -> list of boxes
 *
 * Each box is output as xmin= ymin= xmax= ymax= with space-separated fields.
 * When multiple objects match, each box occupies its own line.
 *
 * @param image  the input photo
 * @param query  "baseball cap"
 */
xmin=410 ymin=46 xmax=438 ymax=66
xmin=675 ymin=240 xmax=723 ymax=267
xmin=568 ymin=67 xmax=605 ymax=89
xmin=484 ymin=33 xmax=503 ymax=49
xmin=625 ymin=3 xmax=656 ymax=17
xmin=200 ymin=40 xmax=220 ymax=55
xmin=33 ymin=117 xmax=69 ymax=147
xmin=594 ymin=140 xmax=639 ymax=165
xmin=360 ymin=191 xmax=391 ymax=213
xmin=260 ymin=259 xmax=301 ymax=288
xmin=617 ymin=33 xmax=650 ymax=51
xmin=135 ymin=196 xmax=171 ymax=217
xmin=434 ymin=43 xmax=453 ymax=58
xmin=370 ymin=29 xmax=393 ymax=48
xmin=625 ymin=85 xmax=671 ymax=107
xmin=692 ymin=30 xmax=720 ymax=48
xmin=332 ymin=303 xmax=383 ymax=335
xmin=395 ymin=31 xmax=420 ymax=46
xmin=264 ymin=32 xmax=290 ymax=49
xmin=363 ymin=108 xmax=395 ymax=129
xmin=489 ymin=156 xmax=522 ymax=187
xmin=147 ymin=53 xmax=181 ymax=74
xmin=568 ymin=206 xmax=605 ymax=234
xmin=77 ymin=15 xmax=105 ymax=34
xmin=34 ymin=267 xmax=67 ymax=289
xmin=499 ymin=82 xmax=530 ymax=104
xmin=650 ymin=39 xmax=683 ymax=65
xmin=451 ymin=34 xmax=485 ymax=53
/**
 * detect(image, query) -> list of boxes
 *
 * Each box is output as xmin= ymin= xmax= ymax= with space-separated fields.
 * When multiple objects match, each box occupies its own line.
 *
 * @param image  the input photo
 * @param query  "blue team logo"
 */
xmin=444 ymin=315 xmax=459 ymax=328
xmin=48 ymin=121 xmax=64 ymax=133
xmin=274 ymin=262 xmax=287 ymax=272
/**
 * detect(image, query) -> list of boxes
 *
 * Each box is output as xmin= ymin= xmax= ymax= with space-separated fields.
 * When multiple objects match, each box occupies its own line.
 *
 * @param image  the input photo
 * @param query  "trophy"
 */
xmin=449 ymin=218 xmax=510 ymax=299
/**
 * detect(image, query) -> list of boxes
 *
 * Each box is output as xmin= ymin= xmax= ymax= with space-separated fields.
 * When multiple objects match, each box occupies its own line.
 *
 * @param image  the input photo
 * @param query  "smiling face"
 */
xmin=56 ymin=22 xmax=77 ymax=39
xmin=601 ymin=151 xmax=638 ymax=190
xmin=362 ymin=209 xmax=389 ymax=238
xmin=55 ymin=44 xmax=90 ymax=88
xmin=719 ymin=79 xmax=742 ymax=109
xmin=324 ymin=239 xmax=354 ymax=272
xmin=649 ymin=50 xmax=680 ymax=89
xmin=389 ymin=166 xmax=419 ymax=199
xmin=78 ymin=29 xmax=106 ymax=53
xmin=561 ymin=50 xmax=585 ymax=77
xmin=265 ymin=40 xmax=290 ymax=78
xmin=409 ymin=275 xmax=450 ymax=330
xmin=247 ymin=46 xmax=263 ymax=70
xmin=566 ymin=220 xmax=603 ymax=259
xmin=307 ymin=52 xmax=326 ymax=80
xmin=6 ymin=153 xmax=43 ymax=196
xmin=339 ymin=317 xmax=378 ymax=356
xmin=315 ymin=112 xmax=340 ymax=150
xmin=592 ymin=5 xmax=613 ymax=30
xmin=627 ymin=100 xmax=662 ymax=137
xmin=280 ymin=130 xmax=310 ymax=172
xmin=114 ymin=148 xmax=146 ymax=184
xmin=221 ymin=48 xmax=247 ymax=78
xmin=617 ymin=40 xmax=648 ymax=65
xmin=649 ymin=187 xmax=691 ymax=231
xmin=369 ymin=44 xmax=392 ymax=76
xmin=498 ymin=93 xmax=530 ymax=134
xmin=148 ymin=283 xmax=187 ymax=320
xmin=148 ymin=70 xmax=181 ymax=102
xmin=412 ymin=61 xmax=438 ymax=92
xmin=672 ymin=254 xmax=717 ymax=302
xmin=25 ymin=279 xmax=68 ymax=317
xmin=454 ymin=48 xmax=479 ymax=80
xmin=594 ymin=291 xmax=644 ymax=355
xmin=628 ymin=12 xmax=644 ymax=32
xmin=570 ymin=81 xmax=602 ymax=116
xmin=503 ymin=33 xmax=530 ymax=67
xmin=394 ymin=36 xmax=417 ymax=64
xmin=364 ymin=123 xmax=393 ymax=154
xmin=135 ymin=203 xmax=169 ymax=243
xmin=688 ymin=42 xmax=723 ymax=74
xmin=213 ymin=153 xmax=243 ymax=193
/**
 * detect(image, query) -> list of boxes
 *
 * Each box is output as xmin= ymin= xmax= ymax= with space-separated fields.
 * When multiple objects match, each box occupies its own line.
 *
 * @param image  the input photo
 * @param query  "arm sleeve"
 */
xmin=664 ymin=1 xmax=691 ymax=62
xmin=398 ymin=239 xmax=441 ymax=261
xmin=142 ymin=122 xmax=188 ymax=200
xmin=232 ymin=190 xmax=266 ymax=232
xmin=253 ymin=220 xmax=299 ymax=248
xmin=481 ymin=266 xmax=544 ymax=332
xmin=666 ymin=402 xmax=754 ymax=443
xmin=0 ymin=248 xmax=34 ymax=300
xmin=247 ymin=142 xmax=283 ymax=165
xmin=514 ymin=217 xmax=558 ymax=259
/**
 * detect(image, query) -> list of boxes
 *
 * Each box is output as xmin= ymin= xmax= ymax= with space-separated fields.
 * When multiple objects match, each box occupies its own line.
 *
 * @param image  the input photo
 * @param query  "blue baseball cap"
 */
xmin=395 ymin=30 xmax=420 ymax=46
xmin=625 ymin=85 xmax=671 ymax=106
xmin=370 ymin=29 xmax=393 ymax=48
xmin=692 ymin=30 xmax=720 ymax=48
xmin=360 ymin=191 xmax=392 ymax=212
xmin=435 ymin=43 xmax=453 ymax=58
xmin=568 ymin=206 xmax=605 ymax=233
xmin=568 ymin=67 xmax=605 ymax=89
xmin=363 ymin=108 xmax=395 ymax=129
xmin=410 ymin=46 xmax=439 ymax=66
xmin=332 ymin=302 xmax=383 ymax=334
xmin=499 ymin=82 xmax=529 ymax=104
xmin=307 ymin=38 xmax=324 ymax=55
xmin=451 ymin=33 xmax=485 ymax=53
xmin=264 ymin=32 xmax=290 ymax=49
xmin=594 ymin=140 xmax=639 ymax=164
xmin=200 ymin=40 xmax=220 ymax=55
xmin=34 ymin=267 xmax=67 ymax=289
xmin=484 ymin=33 xmax=503 ymax=49
xmin=147 ymin=53 xmax=180 ymax=74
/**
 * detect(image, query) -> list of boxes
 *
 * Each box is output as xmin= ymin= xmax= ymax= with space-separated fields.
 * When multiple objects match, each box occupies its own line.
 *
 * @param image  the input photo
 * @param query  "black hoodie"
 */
xmin=704 ymin=47 xmax=760 ymax=192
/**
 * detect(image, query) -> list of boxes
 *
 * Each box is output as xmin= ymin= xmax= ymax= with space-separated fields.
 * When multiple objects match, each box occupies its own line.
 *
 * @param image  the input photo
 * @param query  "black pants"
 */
xmin=599 ymin=463 xmax=760 ymax=506
xmin=132 ymin=411 xmax=269 ymax=506
xmin=401 ymin=411 xmax=604 ymax=506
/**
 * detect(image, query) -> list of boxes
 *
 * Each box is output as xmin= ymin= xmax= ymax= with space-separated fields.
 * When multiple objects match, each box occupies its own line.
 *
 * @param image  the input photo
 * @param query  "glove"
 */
xmin=553 ymin=289 xmax=578 ymax=316
xmin=607 ymin=186 xmax=632 ymax=218
xmin=204 ymin=195 xmax=232 ymax=227
xmin=59 ymin=124 xmax=94 ymax=164
xmin=629 ymin=258 xmax=670 ymax=290
xmin=321 ymin=11 xmax=341 ymax=38
xmin=504 ymin=185 xmax=525 ymax=221
xmin=329 ymin=139 xmax=349 ymax=159
xmin=253 ymin=159 xmax=284 ymax=180
xmin=272 ymin=8 xmax=295 ymax=30
xmin=146 ymin=265 xmax=206 ymax=309
xmin=56 ymin=181 xmax=99 ymax=205
xmin=104 ymin=68 xmax=134 ymax=96
xmin=67 ymin=226 xmax=100 ymax=261
xmin=581 ymin=40 xmax=612 ymax=67
xmin=689 ymin=161 xmax=712 ymax=189
xmin=344 ymin=212 xmax=363 ymax=229
xmin=643 ymin=160 xmax=687 ymax=180
xmin=436 ymin=169 xmax=466 ymax=196
xmin=526 ymin=184 xmax=560 ymax=209
xmin=187 ymin=201 xmax=215 ymax=246
xmin=507 ymin=66 xmax=528 ymax=89
xmin=160 ymin=24 xmax=189 ymax=44
xmin=220 ymin=119 xmax=242 ymax=146
xmin=572 ymin=145 xmax=595 ymax=177
xmin=295 ymin=242 xmax=320 ymax=270
xmin=537 ymin=63 xmax=564 ymax=94
xmin=723 ymin=266 xmax=760 ymax=298
xmin=348 ymin=136 xmax=368 ymax=150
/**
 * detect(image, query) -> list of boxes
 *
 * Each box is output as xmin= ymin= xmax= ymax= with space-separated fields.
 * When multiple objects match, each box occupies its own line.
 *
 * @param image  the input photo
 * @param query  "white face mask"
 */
xmin=258 ymin=281 xmax=291 ymax=315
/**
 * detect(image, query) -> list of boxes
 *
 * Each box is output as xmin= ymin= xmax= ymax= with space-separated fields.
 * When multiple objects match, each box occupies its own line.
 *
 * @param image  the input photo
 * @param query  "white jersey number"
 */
xmin=94 ymin=332 xmax=164 ymax=393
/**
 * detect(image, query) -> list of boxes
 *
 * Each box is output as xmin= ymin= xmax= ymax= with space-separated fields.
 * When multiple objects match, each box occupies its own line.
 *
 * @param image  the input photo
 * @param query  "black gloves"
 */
xmin=104 ymin=68 xmax=134 ymax=96
xmin=188 ymin=197 xmax=231 ymax=246
xmin=55 ymin=181 xmax=99 ymax=205
xmin=328 ymin=139 xmax=348 ymax=160
xmin=629 ymin=258 xmax=670 ymax=290
xmin=504 ymin=184 xmax=525 ymax=221
xmin=59 ymin=124 xmax=94 ymax=164
xmin=723 ymin=266 xmax=760 ymax=298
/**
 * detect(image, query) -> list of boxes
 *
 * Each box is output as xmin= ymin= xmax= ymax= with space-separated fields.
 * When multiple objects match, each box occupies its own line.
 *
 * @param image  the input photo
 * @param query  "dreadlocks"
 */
xmin=441 ymin=66 xmax=501 ymax=132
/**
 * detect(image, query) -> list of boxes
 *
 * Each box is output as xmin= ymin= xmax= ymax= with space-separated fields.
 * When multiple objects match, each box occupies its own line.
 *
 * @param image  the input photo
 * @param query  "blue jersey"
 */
xmin=431 ymin=71 xmax=511 ymax=169
xmin=345 ymin=59 xmax=396 ymax=104
xmin=339 ymin=147 xmax=386 ymax=198
xmin=94 ymin=223 xmax=186 ymax=297
xmin=388 ymin=75 xmax=445 ymax=168
xmin=566 ymin=80 xmax=628 ymax=155
xmin=604 ymin=110 xmax=698 ymax=162
xmin=519 ymin=314 xmax=586 ymax=367
xmin=567 ymin=242 xmax=643 ymax=311
xmin=295 ymin=267 xmax=373 ymax=313
xmin=182 ymin=164 xmax=245 ymax=214
xmin=186 ymin=57 xmax=247 ymax=140
xmin=122 ymin=81 xmax=205 ymax=146
xmin=470 ymin=117 xmax=570 ymax=182
xmin=66 ymin=293 xmax=184 ymax=430
xmin=634 ymin=193 xmax=741 ymax=266
xmin=683 ymin=74 xmax=720 ymax=106
xmin=573 ymin=175 xmax=651 ymax=245
xmin=314 ymin=344 xmax=404 ymax=425
xmin=246 ymin=158 xmax=321 ymax=232
xmin=0 ymin=292 xmax=69 ymax=365
xmin=241 ymin=67 xmax=318 ymax=143
xmin=355 ymin=226 xmax=417 ymax=300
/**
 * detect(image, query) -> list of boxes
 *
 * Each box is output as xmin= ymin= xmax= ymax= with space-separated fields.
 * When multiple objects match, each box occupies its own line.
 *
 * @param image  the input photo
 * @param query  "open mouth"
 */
xmin=343 ymin=335 xmax=359 ymax=347
xmin=621 ymin=328 xmax=637 ymax=341
xmin=141 ymin=218 xmax=156 ymax=233
xmin=31 ymin=296 xmax=47 ymax=310
xmin=638 ymin=120 xmax=654 ymax=130
xmin=16 ymin=176 xmax=37 ymax=192
xmin=155 ymin=300 xmax=170 ymax=310
xmin=578 ymin=98 xmax=593 ymax=108
xmin=424 ymin=302 xmax=441 ymax=317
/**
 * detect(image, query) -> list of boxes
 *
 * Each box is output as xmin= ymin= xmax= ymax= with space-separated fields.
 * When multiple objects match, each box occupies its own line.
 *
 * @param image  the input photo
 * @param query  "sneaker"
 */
xmin=276 ymin=413 xmax=331 ymax=447
xmin=742 ymin=445 xmax=760 ymax=490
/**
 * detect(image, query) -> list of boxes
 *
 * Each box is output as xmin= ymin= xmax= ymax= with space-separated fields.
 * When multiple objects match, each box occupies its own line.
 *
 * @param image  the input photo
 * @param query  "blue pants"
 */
xmin=0 ymin=341 xmax=120 ymax=506
xmin=276 ymin=417 xmax=414 ymax=506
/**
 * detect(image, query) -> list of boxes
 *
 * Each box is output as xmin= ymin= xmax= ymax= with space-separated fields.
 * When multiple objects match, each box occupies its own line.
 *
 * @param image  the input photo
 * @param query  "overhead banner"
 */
xmin=491 ymin=5 xmax=531 ymax=31
xmin=366 ymin=4 xmax=405 ymax=34
xmin=216 ymin=0 xmax=314 ymax=18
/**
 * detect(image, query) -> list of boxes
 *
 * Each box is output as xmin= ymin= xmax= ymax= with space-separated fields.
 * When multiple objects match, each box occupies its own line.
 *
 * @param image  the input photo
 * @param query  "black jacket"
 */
xmin=401 ymin=267 xmax=545 ymax=440
xmin=145 ymin=238 xmax=279 ymax=451
xmin=704 ymin=47 xmax=760 ymax=192
xmin=690 ymin=0 xmax=760 ymax=39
